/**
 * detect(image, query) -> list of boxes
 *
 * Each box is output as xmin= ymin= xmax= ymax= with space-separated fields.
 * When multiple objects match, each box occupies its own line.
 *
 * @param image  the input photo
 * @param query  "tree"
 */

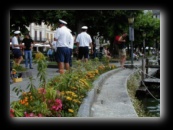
xmin=134 ymin=11 xmax=160 ymax=50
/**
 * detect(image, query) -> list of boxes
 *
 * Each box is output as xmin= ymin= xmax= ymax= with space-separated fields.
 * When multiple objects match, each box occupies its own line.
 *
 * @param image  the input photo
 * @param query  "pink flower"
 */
xmin=51 ymin=99 xmax=62 ymax=111
xmin=24 ymin=112 xmax=29 ymax=117
xmin=38 ymin=113 xmax=43 ymax=117
xmin=29 ymin=113 xmax=34 ymax=117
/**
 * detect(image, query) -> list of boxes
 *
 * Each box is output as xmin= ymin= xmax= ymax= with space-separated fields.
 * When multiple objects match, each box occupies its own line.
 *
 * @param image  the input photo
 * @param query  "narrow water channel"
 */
xmin=141 ymin=84 xmax=160 ymax=117
xmin=142 ymin=95 xmax=160 ymax=117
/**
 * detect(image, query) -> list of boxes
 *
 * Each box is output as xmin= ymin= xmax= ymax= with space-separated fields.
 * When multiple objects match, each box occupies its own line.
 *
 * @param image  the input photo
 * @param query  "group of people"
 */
xmin=47 ymin=19 xmax=93 ymax=74
xmin=11 ymin=31 xmax=34 ymax=69
xmin=11 ymin=19 xmax=133 ymax=73
xmin=11 ymin=19 xmax=94 ymax=74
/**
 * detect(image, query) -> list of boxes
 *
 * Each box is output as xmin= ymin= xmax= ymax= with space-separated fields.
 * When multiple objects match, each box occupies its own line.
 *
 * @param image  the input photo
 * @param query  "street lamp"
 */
xmin=142 ymin=31 xmax=146 ymax=80
xmin=154 ymin=38 xmax=158 ymax=56
xmin=128 ymin=17 xmax=134 ymax=67
xmin=142 ymin=32 xmax=146 ymax=57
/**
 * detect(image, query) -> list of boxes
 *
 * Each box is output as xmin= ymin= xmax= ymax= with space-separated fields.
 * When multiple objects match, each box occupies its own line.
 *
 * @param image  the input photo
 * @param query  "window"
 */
xmin=35 ymin=30 xmax=37 ymax=41
xmin=40 ymin=31 xmax=42 ymax=42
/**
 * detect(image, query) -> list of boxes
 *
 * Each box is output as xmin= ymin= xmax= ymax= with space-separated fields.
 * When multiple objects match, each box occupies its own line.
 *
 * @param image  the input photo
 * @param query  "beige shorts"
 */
xmin=119 ymin=48 xmax=126 ymax=57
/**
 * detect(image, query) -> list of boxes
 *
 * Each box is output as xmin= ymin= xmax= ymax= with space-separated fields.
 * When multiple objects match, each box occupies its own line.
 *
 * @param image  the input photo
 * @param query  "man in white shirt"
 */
xmin=76 ymin=26 xmax=93 ymax=62
xmin=11 ymin=30 xmax=23 ymax=66
xmin=48 ymin=38 xmax=57 ymax=61
xmin=54 ymin=19 xmax=71 ymax=74
xmin=67 ymin=28 xmax=75 ymax=67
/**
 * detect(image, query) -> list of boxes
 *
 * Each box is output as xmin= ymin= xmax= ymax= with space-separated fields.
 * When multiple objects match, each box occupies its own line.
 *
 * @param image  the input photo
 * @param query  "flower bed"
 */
xmin=10 ymin=52 xmax=117 ymax=117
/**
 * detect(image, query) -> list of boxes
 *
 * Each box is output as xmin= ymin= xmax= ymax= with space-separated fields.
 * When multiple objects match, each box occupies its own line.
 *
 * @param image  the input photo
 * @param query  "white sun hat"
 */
xmin=59 ymin=19 xmax=67 ymax=25
xmin=81 ymin=26 xmax=88 ymax=29
xmin=14 ymin=30 xmax=21 ymax=34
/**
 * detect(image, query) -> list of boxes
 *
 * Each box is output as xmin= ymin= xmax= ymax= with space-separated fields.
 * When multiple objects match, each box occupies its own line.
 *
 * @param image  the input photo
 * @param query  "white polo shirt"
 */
xmin=11 ymin=36 xmax=20 ymax=49
xmin=76 ymin=32 xmax=92 ymax=47
xmin=51 ymin=41 xmax=57 ymax=51
xmin=68 ymin=33 xmax=74 ymax=49
xmin=54 ymin=26 xmax=71 ymax=47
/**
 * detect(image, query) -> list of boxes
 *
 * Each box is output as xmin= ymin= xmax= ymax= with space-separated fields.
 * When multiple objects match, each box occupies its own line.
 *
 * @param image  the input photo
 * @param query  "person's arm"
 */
xmin=13 ymin=37 xmax=23 ymax=47
xmin=31 ymin=39 xmax=35 ymax=44
xmin=76 ymin=42 xmax=79 ymax=54
xmin=118 ymin=36 xmax=126 ymax=42
xmin=90 ymin=42 xmax=93 ymax=54
xmin=75 ymin=35 xmax=79 ymax=53
xmin=48 ymin=42 xmax=52 ymax=48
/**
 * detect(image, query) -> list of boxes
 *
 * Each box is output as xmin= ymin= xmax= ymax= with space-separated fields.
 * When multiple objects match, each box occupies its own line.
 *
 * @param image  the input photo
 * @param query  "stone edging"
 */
xmin=77 ymin=68 xmax=123 ymax=117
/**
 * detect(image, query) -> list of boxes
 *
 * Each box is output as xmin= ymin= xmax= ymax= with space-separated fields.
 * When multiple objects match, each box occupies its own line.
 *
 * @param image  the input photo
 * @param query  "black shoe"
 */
xmin=30 ymin=67 xmax=33 ymax=69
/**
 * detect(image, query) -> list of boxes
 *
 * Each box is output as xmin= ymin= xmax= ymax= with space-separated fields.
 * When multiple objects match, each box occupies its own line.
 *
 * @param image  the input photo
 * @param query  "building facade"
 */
xmin=26 ymin=22 xmax=56 ymax=43
xmin=152 ymin=10 xmax=160 ymax=19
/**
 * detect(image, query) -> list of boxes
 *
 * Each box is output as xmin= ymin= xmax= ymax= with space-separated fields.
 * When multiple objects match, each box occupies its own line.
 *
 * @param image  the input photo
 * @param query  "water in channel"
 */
xmin=142 ymin=63 xmax=160 ymax=117
xmin=141 ymin=84 xmax=160 ymax=117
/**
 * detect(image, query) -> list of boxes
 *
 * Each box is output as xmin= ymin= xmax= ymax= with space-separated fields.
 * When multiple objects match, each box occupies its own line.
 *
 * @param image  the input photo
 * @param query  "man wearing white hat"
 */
xmin=54 ymin=19 xmax=71 ymax=74
xmin=67 ymin=28 xmax=75 ymax=67
xmin=59 ymin=19 xmax=67 ymax=25
xmin=11 ymin=30 xmax=23 ymax=66
xmin=75 ymin=26 xmax=93 ymax=62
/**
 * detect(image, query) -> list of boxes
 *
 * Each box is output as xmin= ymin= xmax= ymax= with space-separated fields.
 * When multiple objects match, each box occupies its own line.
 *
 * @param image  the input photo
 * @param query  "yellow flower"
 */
xmin=68 ymin=109 xmax=74 ymax=113
xmin=35 ymin=52 xmax=45 ymax=60
xmin=66 ymin=96 xmax=72 ymax=101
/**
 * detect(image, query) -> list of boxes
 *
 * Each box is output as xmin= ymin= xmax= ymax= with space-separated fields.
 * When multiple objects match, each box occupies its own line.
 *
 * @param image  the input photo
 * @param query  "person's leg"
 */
xmin=69 ymin=49 xmax=72 ymax=67
xmin=120 ymin=56 xmax=123 ymax=67
xmin=65 ymin=63 xmax=70 ymax=71
xmin=16 ymin=49 xmax=23 ymax=66
xmin=121 ymin=49 xmax=126 ymax=68
xmin=121 ymin=55 xmax=126 ymax=68
xmin=55 ymin=49 xmax=59 ymax=72
xmin=17 ymin=56 xmax=23 ymax=66
xmin=56 ymin=47 xmax=67 ymax=74
xmin=12 ymin=50 xmax=19 ymax=66
xmin=84 ymin=47 xmax=89 ymax=62
xmin=14 ymin=58 xmax=18 ymax=65
xmin=48 ymin=55 xmax=51 ymax=61
xmin=49 ymin=55 xmax=52 ymax=61
xmin=64 ymin=47 xmax=70 ymax=70
xmin=119 ymin=49 xmax=123 ymax=67
xmin=24 ymin=50 xmax=28 ymax=68
xmin=58 ymin=62 xmax=64 ymax=74
xmin=28 ymin=50 xmax=33 ymax=69
xmin=78 ymin=47 xmax=84 ymax=61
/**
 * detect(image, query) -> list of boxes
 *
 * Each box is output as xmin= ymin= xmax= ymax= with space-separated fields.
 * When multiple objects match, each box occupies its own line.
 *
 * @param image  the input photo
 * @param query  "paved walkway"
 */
xmin=77 ymin=61 xmax=142 ymax=117
xmin=10 ymin=63 xmax=59 ymax=103
xmin=90 ymin=69 xmax=138 ymax=117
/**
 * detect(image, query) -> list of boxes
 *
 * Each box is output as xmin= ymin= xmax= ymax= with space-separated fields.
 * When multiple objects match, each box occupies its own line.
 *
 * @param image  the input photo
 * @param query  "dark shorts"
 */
xmin=78 ymin=46 xmax=89 ymax=59
xmin=56 ymin=47 xmax=70 ymax=63
xmin=12 ymin=49 xmax=22 ymax=58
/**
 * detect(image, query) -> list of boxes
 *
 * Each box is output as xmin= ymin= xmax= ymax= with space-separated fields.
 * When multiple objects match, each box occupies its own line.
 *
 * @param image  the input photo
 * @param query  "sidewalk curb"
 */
xmin=77 ymin=68 xmax=123 ymax=117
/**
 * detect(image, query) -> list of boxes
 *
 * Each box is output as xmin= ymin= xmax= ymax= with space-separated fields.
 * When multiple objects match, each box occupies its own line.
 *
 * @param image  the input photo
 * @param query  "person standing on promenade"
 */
xmin=11 ymin=30 xmax=23 ymax=66
xmin=67 ymin=29 xmax=75 ymax=67
xmin=47 ymin=47 xmax=55 ymax=61
xmin=75 ymin=26 xmax=93 ymax=62
xmin=54 ymin=19 xmax=71 ymax=74
xmin=22 ymin=34 xmax=34 ymax=69
xmin=103 ymin=45 xmax=111 ymax=60
xmin=114 ymin=32 xmax=128 ymax=68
